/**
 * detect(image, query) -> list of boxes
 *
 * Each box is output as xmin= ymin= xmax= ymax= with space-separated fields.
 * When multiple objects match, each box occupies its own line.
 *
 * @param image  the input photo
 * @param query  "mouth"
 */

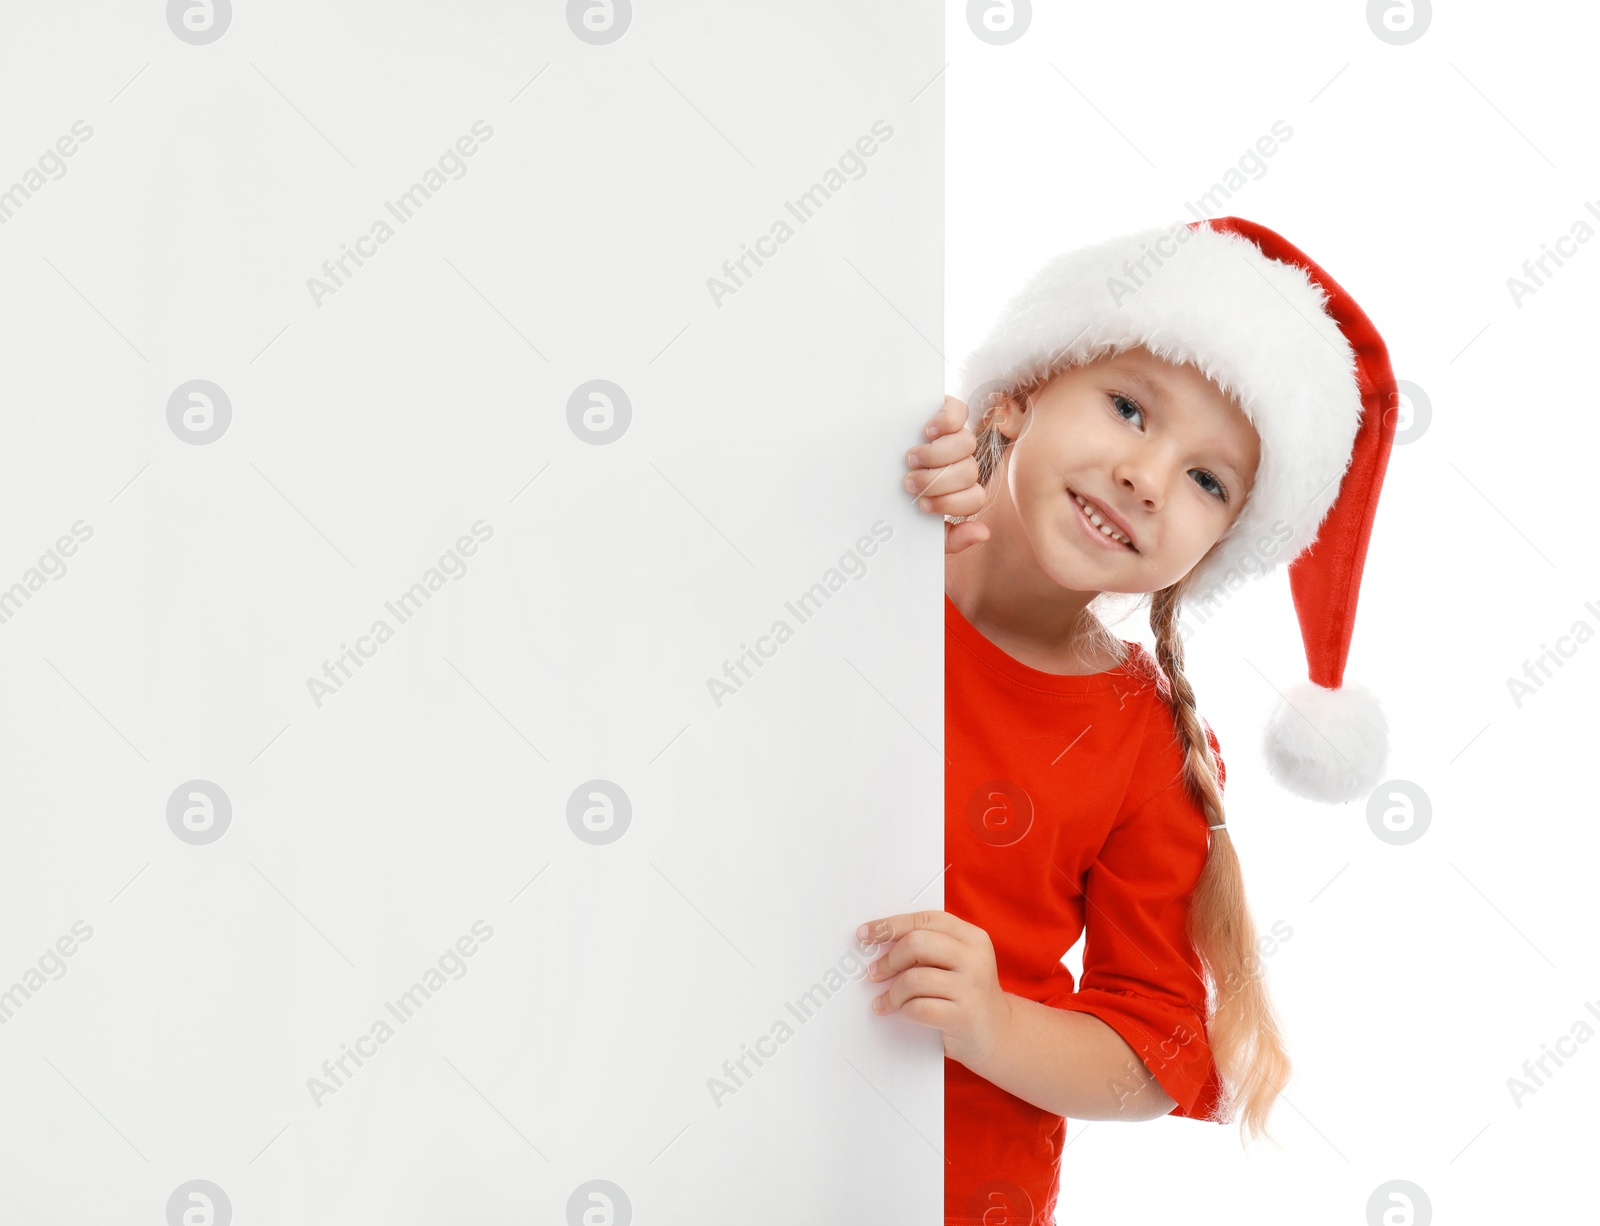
xmin=1068 ymin=489 xmax=1137 ymax=551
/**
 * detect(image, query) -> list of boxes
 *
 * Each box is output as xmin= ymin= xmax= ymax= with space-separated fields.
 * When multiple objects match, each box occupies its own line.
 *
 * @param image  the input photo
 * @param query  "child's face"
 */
xmin=989 ymin=346 xmax=1261 ymax=595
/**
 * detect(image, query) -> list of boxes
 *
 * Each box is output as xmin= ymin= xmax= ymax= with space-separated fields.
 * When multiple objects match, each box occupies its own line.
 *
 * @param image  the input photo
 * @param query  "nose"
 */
xmin=1115 ymin=449 xmax=1170 ymax=511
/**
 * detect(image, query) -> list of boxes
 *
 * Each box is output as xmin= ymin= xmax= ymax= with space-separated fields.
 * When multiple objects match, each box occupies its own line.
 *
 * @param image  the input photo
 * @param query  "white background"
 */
xmin=0 ymin=3 xmax=943 ymax=1223
xmin=947 ymin=1 xmax=1599 ymax=1223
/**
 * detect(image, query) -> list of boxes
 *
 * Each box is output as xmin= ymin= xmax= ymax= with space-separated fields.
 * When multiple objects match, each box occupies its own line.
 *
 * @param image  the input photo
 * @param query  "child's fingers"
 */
xmin=867 ymin=930 xmax=964 ymax=982
xmin=905 ymin=467 xmax=977 ymax=505
xmin=871 ymin=966 xmax=962 ymax=1015
xmin=889 ymin=995 xmax=961 ymax=1031
xmin=912 ymin=484 xmax=987 ymax=519
xmin=907 ymin=426 xmax=976 ymax=471
xmin=924 ymin=395 xmax=969 ymax=440
xmin=944 ymin=519 xmax=990 ymax=556
xmin=905 ymin=456 xmax=981 ymax=501
xmin=859 ymin=910 xmax=953 ymax=946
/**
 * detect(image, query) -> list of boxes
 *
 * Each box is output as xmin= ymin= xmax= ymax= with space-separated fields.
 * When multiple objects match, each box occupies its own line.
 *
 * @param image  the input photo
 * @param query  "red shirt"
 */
xmin=945 ymin=593 xmax=1225 ymax=1225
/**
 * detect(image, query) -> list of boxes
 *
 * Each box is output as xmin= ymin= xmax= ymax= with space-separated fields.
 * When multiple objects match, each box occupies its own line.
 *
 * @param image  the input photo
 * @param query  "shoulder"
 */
xmin=1114 ymin=639 xmax=1166 ymax=690
xmin=1115 ymin=641 xmax=1227 ymax=804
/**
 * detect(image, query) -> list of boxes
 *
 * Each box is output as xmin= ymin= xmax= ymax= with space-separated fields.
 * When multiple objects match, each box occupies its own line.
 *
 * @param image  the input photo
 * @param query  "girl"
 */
xmin=859 ymin=217 xmax=1398 ymax=1225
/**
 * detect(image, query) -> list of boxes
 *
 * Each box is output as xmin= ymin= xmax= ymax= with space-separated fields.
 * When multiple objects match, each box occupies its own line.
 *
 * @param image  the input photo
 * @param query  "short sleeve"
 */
xmin=1042 ymin=720 xmax=1226 ymax=1121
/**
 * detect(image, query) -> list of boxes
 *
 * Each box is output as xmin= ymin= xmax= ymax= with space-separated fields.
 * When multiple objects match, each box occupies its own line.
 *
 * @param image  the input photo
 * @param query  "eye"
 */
xmin=1108 ymin=392 xmax=1144 ymax=427
xmin=1191 ymin=469 xmax=1229 ymax=504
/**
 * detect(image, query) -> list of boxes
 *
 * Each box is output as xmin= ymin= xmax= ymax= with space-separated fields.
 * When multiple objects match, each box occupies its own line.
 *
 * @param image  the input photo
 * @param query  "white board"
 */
xmin=0 ymin=3 xmax=944 ymax=1221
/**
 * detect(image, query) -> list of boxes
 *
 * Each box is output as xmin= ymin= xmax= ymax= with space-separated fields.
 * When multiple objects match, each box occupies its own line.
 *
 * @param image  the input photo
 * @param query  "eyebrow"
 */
xmin=1108 ymin=363 xmax=1166 ymax=402
xmin=1107 ymin=362 xmax=1250 ymax=482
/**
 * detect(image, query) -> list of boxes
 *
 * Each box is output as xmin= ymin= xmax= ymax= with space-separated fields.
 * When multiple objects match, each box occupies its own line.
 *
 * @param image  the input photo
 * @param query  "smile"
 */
xmin=1070 ymin=491 xmax=1136 ymax=550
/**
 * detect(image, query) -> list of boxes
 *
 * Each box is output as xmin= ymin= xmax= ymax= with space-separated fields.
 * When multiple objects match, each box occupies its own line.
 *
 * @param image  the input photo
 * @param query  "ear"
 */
xmin=988 ymin=389 xmax=1031 ymax=440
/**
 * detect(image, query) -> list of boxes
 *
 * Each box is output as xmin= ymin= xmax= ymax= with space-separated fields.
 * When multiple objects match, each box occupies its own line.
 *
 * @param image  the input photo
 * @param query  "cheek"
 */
xmin=1010 ymin=442 xmax=1067 ymax=496
xmin=1007 ymin=453 xmax=1066 ymax=525
xmin=1185 ymin=506 xmax=1236 ymax=557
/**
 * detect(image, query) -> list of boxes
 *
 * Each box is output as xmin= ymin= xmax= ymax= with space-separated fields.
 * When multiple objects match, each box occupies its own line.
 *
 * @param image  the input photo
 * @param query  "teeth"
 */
xmin=1073 ymin=493 xmax=1131 ymax=546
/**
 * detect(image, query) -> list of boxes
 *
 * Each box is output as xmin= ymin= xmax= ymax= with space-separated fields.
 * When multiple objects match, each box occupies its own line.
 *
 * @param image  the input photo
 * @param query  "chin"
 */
xmin=1051 ymin=546 xmax=1170 ymax=599
xmin=1036 ymin=547 xmax=1113 ymax=595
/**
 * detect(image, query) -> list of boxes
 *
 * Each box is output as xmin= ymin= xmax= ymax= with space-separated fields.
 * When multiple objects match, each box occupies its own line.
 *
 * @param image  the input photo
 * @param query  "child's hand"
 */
xmin=906 ymin=397 xmax=990 ymax=555
xmin=858 ymin=910 xmax=1012 ymax=1069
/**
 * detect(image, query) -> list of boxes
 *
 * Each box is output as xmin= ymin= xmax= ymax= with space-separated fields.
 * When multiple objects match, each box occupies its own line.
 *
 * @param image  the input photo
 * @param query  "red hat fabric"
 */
xmin=1195 ymin=220 xmax=1399 ymax=691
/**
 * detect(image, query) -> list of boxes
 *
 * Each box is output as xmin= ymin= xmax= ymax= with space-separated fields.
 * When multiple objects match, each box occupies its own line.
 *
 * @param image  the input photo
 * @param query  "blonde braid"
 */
xmin=1149 ymin=584 xmax=1293 ymax=1146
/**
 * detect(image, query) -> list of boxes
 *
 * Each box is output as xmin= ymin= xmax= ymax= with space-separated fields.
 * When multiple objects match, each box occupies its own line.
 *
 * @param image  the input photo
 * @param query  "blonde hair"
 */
xmin=969 ymin=378 xmax=1292 ymax=1146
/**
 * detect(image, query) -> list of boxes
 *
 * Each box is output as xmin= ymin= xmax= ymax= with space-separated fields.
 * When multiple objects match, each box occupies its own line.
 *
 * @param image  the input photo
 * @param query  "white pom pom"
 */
xmin=1263 ymin=680 xmax=1388 ymax=804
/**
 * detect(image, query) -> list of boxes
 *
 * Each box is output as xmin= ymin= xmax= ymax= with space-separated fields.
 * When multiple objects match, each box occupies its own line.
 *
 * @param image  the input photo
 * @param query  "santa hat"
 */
xmin=957 ymin=217 xmax=1398 ymax=805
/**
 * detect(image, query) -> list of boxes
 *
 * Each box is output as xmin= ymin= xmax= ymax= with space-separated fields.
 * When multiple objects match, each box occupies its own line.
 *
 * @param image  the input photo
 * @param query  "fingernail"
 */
xmin=906 ymin=450 xmax=918 ymax=465
xmin=857 ymin=923 xmax=869 ymax=940
xmin=926 ymin=424 xmax=938 ymax=438
xmin=871 ymin=994 xmax=884 ymax=1012
xmin=919 ymin=497 xmax=932 ymax=511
